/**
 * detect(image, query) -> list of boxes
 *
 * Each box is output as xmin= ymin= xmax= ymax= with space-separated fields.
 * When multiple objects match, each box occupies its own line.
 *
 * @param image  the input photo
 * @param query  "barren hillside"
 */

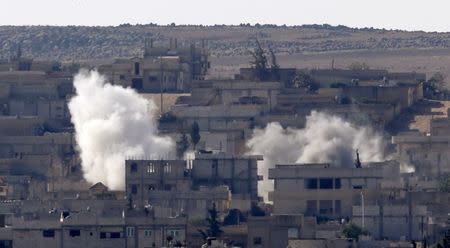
xmin=2 ymin=24 xmax=450 ymax=61
xmin=3 ymin=24 xmax=450 ymax=82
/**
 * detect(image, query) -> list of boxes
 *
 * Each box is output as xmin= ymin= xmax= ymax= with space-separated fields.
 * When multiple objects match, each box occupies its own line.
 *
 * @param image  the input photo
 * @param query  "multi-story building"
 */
xmin=125 ymin=153 xmax=262 ymax=217
xmin=268 ymin=161 xmax=400 ymax=218
xmin=99 ymin=39 xmax=209 ymax=92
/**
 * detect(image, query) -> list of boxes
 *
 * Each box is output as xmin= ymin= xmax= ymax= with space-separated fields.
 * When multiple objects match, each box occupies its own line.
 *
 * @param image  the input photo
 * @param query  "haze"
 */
xmin=2 ymin=0 xmax=450 ymax=32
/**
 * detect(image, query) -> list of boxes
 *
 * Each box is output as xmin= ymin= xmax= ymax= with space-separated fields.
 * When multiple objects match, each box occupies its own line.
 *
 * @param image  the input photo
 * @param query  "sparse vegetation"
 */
xmin=4 ymin=25 xmax=450 ymax=62
xmin=341 ymin=223 xmax=369 ymax=240
xmin=425 ymin=72 xmax=448 ymax=98
xmin=291 ymin=72 xmax=319 ymax=92
xmin=249 ymin=39 xmax=269 ymax=81
xmin=198 ymin=203 xmax=223 ymax=240
xmin=250 ymin=202 xmax=266 ymax=216
xmin=223 ymin=209 xmax=246 ymax=226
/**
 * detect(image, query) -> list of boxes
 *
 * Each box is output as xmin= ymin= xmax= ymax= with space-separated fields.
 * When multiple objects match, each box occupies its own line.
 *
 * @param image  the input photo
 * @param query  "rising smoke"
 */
xmin=69 ymin=70 xmax=174 ymax=190
xmin=247 ymin=111 xmax=386 ymax=201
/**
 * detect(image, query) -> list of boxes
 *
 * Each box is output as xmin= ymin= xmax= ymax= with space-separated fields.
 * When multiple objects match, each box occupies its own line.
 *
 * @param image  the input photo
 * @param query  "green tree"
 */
xmin=223 ymin=209 xmax=246 ymax=226
xmin=436 ymin=229 xmax=450 ymax=248
xmin=341 ymin=223 xmax=369 ymax=240
xmin=269 ymin=48 xmax=280 ymax=81
xmin=426 ymin=72 xmax=447 ymax=95
xmin=250 ymin=202 xmax=266 ymax=216
xmin=198 ymin=203 xmax=223 ymax=240
xmin=190 ymin=121 xmax=201 ymax=150
xmin=439 ymin=174 xmax=450 ymax=192
xmin=291 ymin=72 xmax=319 ymax=93
xmin=176 ymin=134 xmax=189 ymax=158
xmin=249 ymin=39 xmax=269 ymax=81
xmin=166 ymin=235 xmax=173 ymax=247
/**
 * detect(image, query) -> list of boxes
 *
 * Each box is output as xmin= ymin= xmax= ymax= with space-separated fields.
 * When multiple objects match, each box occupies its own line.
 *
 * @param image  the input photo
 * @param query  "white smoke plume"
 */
xmin=69 ymin=70 xmax=174 ymax=190
xmin=247 ymin=111 xmax=385 ymax=201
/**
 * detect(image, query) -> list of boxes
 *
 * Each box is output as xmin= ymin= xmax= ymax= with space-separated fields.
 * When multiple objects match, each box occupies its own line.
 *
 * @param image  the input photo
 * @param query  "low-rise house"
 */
xmin=247 ymin=214 xmax=313 ymax=248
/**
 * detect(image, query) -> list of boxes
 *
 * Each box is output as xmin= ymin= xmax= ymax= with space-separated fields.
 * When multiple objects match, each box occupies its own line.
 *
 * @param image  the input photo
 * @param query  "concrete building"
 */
xmin=430 ymin=109 xmax=450 ymax=135
xmin=99 ymin=39 xmax=209 ymax=92
xmin=0 ymin=116 xmax=45 ymax=136
xmin=268 ymin=161 xmax=400 ymax=218
xmin=168 ymin=80 xmax=282 ymax=154
xmin=125 ymin=158 xmax=231 ymax=218
xmin=352 ymin=204 xmax=430 ymax=241
xmin=125 ymin=159 xmax=231 ymax=218
xmin=125 ymin=153 xmax=262 ymax=217
xmin=392 ymin=131 xmax=450 ymax=177
xmin=0 ymin=198 xmax=188 ymax=248
xmin=307 ymin=69 xmax=425 ymax=88
xmin=247 ymin=214 xmax=314 ymax=248
xmin=0 ymin=70 xmax=74 ymax=130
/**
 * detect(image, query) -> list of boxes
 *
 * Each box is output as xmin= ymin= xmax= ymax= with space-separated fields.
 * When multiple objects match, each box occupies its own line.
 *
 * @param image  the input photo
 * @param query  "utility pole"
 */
xmin=361 ymin=191 xmax=365 ymax=229
xmin=160 ymin=57 xmax=163 ymax=115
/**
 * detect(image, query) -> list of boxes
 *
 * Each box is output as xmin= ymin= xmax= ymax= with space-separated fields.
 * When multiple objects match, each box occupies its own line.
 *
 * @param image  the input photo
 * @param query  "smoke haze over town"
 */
xmin=1 ymin=1 xmax=450 ymax=248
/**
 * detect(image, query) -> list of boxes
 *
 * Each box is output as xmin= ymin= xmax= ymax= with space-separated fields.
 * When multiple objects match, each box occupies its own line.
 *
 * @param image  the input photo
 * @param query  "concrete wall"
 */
xmin=269 ymin=163 xmax=400 ymax=218
xmin=247 ymin=215 xmax=305 ymax=248
xmin=352 ymin=205 xmax=429 ymax=240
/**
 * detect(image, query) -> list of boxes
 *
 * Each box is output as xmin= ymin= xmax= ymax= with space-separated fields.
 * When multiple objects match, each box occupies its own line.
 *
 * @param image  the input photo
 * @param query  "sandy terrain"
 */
xmin=210 ymin=48 xmax=450 ymax=84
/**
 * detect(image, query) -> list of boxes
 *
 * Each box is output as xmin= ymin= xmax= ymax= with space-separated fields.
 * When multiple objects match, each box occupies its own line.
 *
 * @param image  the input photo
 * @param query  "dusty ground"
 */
xmin=209 ymin=48 xmax=450 ymax=84
xmin=409 ymin=100 xmax=450 ymax=133
xmin=386 ymin=100 xmax=450 ymax=134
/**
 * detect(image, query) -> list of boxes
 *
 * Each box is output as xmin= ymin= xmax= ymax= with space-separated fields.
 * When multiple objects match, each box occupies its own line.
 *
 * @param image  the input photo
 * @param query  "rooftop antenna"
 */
xmin=355 ymin=149 xmax=362 ymax=168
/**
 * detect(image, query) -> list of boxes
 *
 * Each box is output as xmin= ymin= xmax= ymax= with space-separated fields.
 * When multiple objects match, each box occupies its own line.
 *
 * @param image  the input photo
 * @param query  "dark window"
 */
xmin=319 ymin=200 xmax=333 ymax=215
xmin=119 ymin=75 xmax=125 ymax=80
xmin=164 ymin=184 xmax=172 ymax=191
xmin=353 ymin=185 xmax=363 ymax=189
xmin=18 ymin=62 xmax=31 ymax=71
xmin=334 ymin=178 xmax=341 ymax=189
xmin=306 ymin=200 xmax=317 ymax=216
xmin=305 ymin=179 xmax=318 ymax=189
xmin=253 ymin=237 xmax=262 ymax=245
xmin=100 ymin=232 xmax=106 ymax=239
xmin=62 ymin=211 xmax=70 ymax=218
xmin=0 ymin=214 xmax=5 ymax=227
xmin=335 ymin=200 xmax=341 ymax=215
xmin=149 ymin=76 xmax=158 ymax=82
xmin=132 ymin=78 xmax=143 ymax=90
xmin=69 ymin=229 xmax=80 ymax=237
xmin=131 ymin=184 xmax=138 ymax=194
xmin=319 ymin=178 xmax=333 ymax=189
xmin=134 ymin=62 xmax=140 ymax=75
xmin=43 ymin=229 xmax=55 ymax=238
xmin=110 ymin=232 xmax=121 ymax=239
xmin=0 ymin=240 xmax=12 ymax=248
xmin=130 ymin=163 xmax=138 ymax=173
